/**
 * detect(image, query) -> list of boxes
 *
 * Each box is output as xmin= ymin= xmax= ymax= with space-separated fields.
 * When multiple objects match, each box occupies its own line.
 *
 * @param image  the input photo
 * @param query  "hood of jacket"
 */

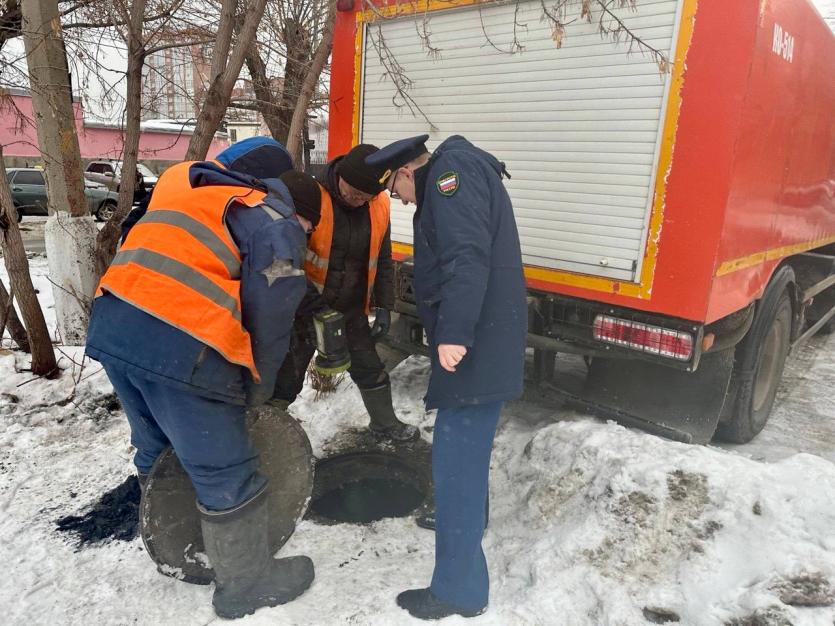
xmin=188 ymin=161 xmax=295 ymax=218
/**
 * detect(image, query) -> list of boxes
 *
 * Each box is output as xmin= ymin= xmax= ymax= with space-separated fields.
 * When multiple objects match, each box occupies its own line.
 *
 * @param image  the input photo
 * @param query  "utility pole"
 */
xmin=22 ymin=0 xmax=99 ymax=345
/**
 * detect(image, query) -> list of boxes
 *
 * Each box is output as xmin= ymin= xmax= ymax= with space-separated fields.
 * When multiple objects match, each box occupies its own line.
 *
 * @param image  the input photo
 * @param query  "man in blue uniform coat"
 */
xmin=367 ymin=135 xmax=527 ymax=619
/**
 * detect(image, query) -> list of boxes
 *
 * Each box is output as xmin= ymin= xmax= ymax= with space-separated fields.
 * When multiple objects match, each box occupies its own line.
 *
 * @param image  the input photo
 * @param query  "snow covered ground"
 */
xmin=2 ymin=256 xmax=834 ymax=626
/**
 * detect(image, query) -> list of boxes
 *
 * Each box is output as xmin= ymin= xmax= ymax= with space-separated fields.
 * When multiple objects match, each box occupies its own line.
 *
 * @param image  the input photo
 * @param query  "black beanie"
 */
xmin=279 ymin=170 xmax=322 ymax=227
xmin=335 ymin=144 xmax=385 ymax=195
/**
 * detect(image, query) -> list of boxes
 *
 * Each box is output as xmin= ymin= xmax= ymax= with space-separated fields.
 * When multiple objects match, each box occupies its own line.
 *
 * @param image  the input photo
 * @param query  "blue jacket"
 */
xmin=413 ymin=136 xmax=527 ymax=409
xmin=86 ymin=162 xmax=307 ymax=406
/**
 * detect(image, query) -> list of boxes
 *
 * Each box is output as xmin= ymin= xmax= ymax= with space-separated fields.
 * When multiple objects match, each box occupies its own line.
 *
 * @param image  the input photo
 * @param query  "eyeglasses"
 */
xmin=388 ymin=169 xmax=401 ymax=200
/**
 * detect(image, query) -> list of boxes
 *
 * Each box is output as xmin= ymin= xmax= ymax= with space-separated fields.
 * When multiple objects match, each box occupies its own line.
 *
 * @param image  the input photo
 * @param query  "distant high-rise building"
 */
xmin=141 ymin=44 xmax=212 ymax=121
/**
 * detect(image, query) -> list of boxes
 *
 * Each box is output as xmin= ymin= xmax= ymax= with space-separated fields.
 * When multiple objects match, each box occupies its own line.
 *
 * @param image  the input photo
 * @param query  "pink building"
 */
xmin=0 ymin=90 xmax=229 ymax=170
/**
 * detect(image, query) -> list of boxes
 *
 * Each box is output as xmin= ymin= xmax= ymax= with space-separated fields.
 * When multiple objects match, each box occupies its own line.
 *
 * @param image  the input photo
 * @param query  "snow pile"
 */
xmin=486 ymin=419 xmax=835 ymax=625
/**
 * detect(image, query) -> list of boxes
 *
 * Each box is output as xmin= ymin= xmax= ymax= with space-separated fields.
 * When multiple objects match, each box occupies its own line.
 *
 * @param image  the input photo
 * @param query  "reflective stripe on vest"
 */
xmin=304 ymin=186 xmax=390 ymax=313
xmin=110 ymin=248 xmax=243 ymax=322
xmin=96 ymin=160 xmax=267 ymax=379
xmin=134 ymin=210 xmax=242 ymax=279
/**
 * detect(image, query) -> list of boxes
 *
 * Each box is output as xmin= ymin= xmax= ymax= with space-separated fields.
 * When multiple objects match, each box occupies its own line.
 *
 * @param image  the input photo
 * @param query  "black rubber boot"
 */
xmin=415 ymin=495 xmax=490 ymax=531
xmin=359 ymin=384 xmax=419 ymax=442
xmin=199 ymin=487 xmax=314 ymax=619
xmin=396 ymin=588 xmax=486 ymax=620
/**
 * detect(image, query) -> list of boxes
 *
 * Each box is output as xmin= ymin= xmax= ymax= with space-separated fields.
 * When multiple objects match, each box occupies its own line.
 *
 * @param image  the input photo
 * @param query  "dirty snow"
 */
xmin=2 ymin=255 xmax=834 ymax=625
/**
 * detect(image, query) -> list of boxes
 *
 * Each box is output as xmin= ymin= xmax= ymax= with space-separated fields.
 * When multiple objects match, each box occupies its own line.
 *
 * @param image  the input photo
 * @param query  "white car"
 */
xmin=84 ymin=161 xmax=159 ymax=195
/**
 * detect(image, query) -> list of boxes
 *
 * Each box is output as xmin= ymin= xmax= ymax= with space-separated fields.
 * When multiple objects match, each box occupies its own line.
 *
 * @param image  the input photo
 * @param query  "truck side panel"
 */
xmin=328 ymin=0 xmax=834 ymax=325
xmin=707 ymin=0 xmax=835 ymax=323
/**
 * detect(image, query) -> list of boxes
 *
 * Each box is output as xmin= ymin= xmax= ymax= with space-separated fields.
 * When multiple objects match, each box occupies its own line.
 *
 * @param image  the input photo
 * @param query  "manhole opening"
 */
xmin=309 ymin=451 xmax=430 ymax=524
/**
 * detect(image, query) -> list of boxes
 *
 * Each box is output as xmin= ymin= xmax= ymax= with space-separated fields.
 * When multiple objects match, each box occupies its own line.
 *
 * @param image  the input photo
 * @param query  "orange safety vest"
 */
xmin=96 ymin=161 xmax=269 ymax=380
xmin=304 ymin=186 xmax=390 ymax=314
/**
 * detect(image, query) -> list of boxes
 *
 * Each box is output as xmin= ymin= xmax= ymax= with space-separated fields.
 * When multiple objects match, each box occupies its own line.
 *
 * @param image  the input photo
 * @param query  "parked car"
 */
xmin=84 ymin=160 xmax=158 ymax=201
xmin=6 ymin=168 xmax=120 ymax=221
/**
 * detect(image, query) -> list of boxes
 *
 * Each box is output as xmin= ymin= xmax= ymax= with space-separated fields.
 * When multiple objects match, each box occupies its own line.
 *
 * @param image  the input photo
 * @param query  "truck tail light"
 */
xmin=593 ymin=315 xmax=694 ymax=361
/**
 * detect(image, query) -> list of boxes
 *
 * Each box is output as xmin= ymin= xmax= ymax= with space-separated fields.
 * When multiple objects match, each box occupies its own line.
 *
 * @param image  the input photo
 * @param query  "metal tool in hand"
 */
xmin=313 ymin=309 xmax=351 ymax=375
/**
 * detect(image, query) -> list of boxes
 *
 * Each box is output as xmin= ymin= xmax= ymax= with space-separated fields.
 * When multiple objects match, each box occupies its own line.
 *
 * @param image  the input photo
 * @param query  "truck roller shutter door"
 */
xmin=360 ymin=0 xmax=684 ymax=282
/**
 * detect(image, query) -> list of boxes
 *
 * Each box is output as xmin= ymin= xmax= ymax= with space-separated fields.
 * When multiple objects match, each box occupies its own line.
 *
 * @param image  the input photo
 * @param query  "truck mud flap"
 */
xmin=139 ymin=405 xmax=314 ymax=583
xmin=576 ymin=349 xmax=735 ymax=444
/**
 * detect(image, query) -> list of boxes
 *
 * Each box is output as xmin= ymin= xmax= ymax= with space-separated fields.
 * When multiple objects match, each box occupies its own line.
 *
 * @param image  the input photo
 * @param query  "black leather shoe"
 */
xmin=396 ymin=588 xmax=486 ymax=620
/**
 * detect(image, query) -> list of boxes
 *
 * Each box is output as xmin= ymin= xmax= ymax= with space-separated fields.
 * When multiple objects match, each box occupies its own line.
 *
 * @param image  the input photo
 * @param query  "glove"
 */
xmin=370 ymin=307 xmax=391 ymax=340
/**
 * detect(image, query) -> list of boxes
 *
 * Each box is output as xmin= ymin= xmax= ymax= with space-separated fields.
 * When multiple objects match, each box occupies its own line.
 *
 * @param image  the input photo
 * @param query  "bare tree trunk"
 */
xmin=286 ymin=1 xmax=336 ymax=167
xmin=22 ymin=0 xmax=87 ymax=218
xmin=275 ymin=17 xmax=310 ymax=147
xmin=0 ymin=146 xmax=57 ymax=375
xmin=0 ymin=278 xmax=31 ymax=353
xmin=211 ymin=0 xmax=236 ymax=79
xmin=95 ymin=0 xmax=147 ymax=278
xmin=22 ymin=0 xmax=99 ymax=346
xmin=244 ymin=43 xmax=285 ymax=141
xmin=185 ymin=0 xmax=269 ymax=160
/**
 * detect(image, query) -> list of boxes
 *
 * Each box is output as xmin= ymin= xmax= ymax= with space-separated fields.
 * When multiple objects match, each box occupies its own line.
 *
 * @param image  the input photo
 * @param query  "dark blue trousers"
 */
xmin=429 ymin=401 xmax=502 ymax=611
xmin=102 ymin=361 xmax=266 ymax=511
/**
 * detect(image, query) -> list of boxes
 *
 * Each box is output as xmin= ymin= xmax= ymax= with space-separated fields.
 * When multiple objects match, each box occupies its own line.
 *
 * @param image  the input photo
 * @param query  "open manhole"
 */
xmin=309 ymin=451 xmax=431 ymax=524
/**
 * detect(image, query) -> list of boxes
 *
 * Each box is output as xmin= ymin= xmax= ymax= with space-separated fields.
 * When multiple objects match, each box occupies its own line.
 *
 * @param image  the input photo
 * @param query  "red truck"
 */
xmin=327 ymin=0 xmax=835 ymax=443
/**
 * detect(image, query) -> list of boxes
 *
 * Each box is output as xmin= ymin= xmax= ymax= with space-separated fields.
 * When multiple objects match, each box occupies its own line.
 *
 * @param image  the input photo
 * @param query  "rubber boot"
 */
xmin=360 ymin=384 xmax=419 ymax=442
xmin=199 ymin=487 xmax=314 ymax=619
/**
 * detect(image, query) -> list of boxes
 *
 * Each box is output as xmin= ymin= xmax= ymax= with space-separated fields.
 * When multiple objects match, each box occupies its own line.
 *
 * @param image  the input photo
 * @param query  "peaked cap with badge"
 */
xmin=364 ymin=134 xmax=430 ymax=187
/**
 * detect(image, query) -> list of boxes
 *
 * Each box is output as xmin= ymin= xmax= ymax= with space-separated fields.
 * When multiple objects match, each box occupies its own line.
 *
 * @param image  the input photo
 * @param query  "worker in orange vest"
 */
xmin=85 ymin=138 xmax=321 ymax=619
xmin=273 ymin=145 xmax=419 ymax=441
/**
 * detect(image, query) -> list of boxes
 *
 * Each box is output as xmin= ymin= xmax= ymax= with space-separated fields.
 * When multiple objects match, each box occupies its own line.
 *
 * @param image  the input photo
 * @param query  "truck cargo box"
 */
xmin=328 ymin=0 xmax=835 ymax=443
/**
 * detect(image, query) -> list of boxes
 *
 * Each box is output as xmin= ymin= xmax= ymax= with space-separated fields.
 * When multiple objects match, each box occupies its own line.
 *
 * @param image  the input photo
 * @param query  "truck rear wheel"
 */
xmin=714 ymin=284 xmax=793 ymax=444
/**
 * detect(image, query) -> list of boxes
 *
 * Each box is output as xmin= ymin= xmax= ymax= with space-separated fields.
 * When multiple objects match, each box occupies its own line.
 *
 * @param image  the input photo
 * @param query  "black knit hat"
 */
xmin=279 ymin=170 xmax=322 ymax=227
xmin=335 ymin=144 xmax=385 ymax=195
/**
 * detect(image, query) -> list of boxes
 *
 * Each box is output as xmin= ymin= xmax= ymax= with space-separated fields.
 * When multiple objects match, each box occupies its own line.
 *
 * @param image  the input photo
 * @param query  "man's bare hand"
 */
xmin=438 ymin=344 xmax=467 ymax=372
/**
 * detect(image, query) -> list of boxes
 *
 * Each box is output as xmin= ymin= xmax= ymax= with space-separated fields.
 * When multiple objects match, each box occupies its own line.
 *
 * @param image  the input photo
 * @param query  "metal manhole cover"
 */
xmin=139 ymin=406 xmax=313 ymax=583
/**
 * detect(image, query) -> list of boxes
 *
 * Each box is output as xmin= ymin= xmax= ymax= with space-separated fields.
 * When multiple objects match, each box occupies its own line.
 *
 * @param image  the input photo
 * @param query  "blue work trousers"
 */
xmin=102 ymin=361 xmax=266 ymax=511
xmin=430 ymin=401 xmax=502 ymax=612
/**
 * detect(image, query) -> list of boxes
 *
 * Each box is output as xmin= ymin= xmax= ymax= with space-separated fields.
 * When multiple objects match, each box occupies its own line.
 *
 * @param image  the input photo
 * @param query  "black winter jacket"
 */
xmin=313 ymin=159 xmax=395 ymax=314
